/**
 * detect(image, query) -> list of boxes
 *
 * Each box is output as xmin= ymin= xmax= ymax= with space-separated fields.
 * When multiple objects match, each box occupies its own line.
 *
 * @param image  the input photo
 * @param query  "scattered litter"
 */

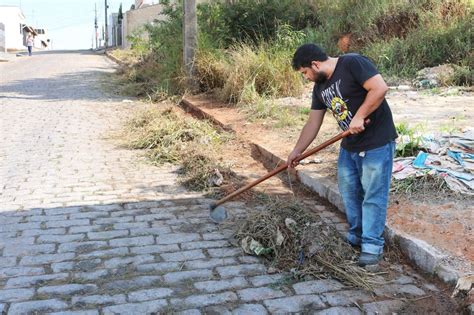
xmin=393 ymin=129 xmax=474 ymax=195
xmin=451 ymin=274 xmax=473 ymax=298
xmin=235 ymin=198 xmax=378 ymax=291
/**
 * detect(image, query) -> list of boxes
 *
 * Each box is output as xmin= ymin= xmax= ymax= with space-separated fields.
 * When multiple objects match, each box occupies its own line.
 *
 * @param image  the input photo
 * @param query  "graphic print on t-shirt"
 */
xmin=320 ymin=79 xmax=352 ymax=130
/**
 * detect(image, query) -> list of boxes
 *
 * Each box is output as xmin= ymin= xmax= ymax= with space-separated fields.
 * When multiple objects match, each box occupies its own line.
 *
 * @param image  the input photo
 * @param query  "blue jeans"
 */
xmin=28 ymin=46 xmax=32 ymax=56
xmin=337 ymin=141 xmax=395 ymax=255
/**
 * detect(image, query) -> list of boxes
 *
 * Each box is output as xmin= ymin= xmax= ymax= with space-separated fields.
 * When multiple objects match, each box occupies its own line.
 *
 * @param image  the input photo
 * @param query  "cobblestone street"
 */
xmin=0 ymin=51 xmax=450 ymax=314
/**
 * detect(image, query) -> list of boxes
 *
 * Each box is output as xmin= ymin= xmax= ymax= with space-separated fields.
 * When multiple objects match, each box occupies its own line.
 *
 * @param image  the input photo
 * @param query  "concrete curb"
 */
xmin=180 ymin=97 xmax=468 ymax=286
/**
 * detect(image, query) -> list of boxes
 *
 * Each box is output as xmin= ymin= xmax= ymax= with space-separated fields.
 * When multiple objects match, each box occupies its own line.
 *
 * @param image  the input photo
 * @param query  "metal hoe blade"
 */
xmin=209 ymin=203 xmax=228 ymax=223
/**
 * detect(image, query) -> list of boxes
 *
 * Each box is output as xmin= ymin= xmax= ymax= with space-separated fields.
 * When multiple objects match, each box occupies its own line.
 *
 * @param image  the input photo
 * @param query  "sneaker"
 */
xmin=358 ymin=252 xmax=382 ymax=267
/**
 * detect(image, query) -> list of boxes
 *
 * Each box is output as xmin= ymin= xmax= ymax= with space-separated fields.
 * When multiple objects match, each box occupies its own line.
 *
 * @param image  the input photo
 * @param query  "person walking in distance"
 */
xmin=26 ymin=34 xmax=34 ymax=56
xmin=288 ymin=43 xmax=397 ymax=268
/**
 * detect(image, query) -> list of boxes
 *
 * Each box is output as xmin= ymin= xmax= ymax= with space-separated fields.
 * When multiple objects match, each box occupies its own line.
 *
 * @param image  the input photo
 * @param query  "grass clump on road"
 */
xmin=124 ymin=106 xmax=233 ymax=191
xmin=235 ymin=197 xmax=378 ymax=291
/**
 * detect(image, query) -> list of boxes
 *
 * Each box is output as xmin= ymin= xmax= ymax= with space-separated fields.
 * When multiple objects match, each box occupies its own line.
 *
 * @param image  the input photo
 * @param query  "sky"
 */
xmin=0 ymin=0 xmax=136 ymax=49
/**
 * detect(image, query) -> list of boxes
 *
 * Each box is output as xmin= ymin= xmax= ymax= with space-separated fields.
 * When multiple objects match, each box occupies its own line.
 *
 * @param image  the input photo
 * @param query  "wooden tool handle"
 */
xmin=213 ymin=129 xmax=352 ymax=208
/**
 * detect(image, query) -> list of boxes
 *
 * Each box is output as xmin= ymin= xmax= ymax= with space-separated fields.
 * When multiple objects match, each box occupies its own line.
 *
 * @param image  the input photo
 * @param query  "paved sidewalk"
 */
xmin=0 ymin=50 xmax=446 ymax=314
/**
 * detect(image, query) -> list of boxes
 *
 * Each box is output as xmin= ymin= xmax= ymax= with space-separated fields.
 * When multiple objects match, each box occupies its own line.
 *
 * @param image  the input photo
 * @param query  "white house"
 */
xmin=34 ymin=27 xmax=50 ymax=49
xmin=0 ymin=6 xmax=26 ymax=51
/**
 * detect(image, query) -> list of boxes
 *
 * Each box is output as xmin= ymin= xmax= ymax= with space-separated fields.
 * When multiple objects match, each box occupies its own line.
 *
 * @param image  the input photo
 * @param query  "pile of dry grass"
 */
xmin=235 ymin=198 xmax=379 ymax=291
xmin=124 ymin=106 xmax=233 ymax=191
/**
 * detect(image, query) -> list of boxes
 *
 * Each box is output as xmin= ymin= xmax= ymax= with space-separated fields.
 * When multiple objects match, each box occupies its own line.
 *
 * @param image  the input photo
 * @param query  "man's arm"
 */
xmin=349 ymin=74 xmax=388 ymax=134
xmin=287 ymin=109 xmax=326 ymax=168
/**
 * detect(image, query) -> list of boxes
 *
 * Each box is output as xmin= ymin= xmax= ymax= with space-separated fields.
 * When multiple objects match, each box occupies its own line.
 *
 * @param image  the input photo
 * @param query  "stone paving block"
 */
xmin=74 ymin=269 xmax=109 ymax=281
xmin=0 ymin=236 xmax=35 ymax=248
xmin=124 ymin=201 xmax=161 ymax=210
xmin=202 ymin=232 xmax=227 ymax=241
xmin=8 ymin=299 xmax=69 ymax=315
xmin=264 ymin=295 xmax=326 ymax=313
xmin=171 ymin=292 xmax=238 ymax=309
xmin=163 ymin=269 xmax=213 ymax=284
xmin=79 ymin=247 xmax=129 ymax=259
xmin=68 ymin=225 xmax=102 ymax=234
xmin=104 ymin=276 xmax=162 ymax=291
xmin=46 ymin=219 xmax=90 ymax=228
xmin=232 ymin=304 xmax=269 ymax=315
xmin=238 ymin=287 xmax=287 ymax=302
xmin=87 ymin=230 xmax=129 ymax=240
xmin=129 ymin=226 xmax=172 ymax=236
xmin=37 ymin=233 xmax=85 ymax=244
xmin=45 ymin=207 xmax=82 ymax=215
xmin=174 ymin=310 xmax=201 ymax=315
xmin=3 ymin=243 xmax=56 ymax=256
xmin=128 ymin=288 xmax=174 ymax=302
xmin=22 ymin=228 xmax=66 ymax=236
xmin=0 ymin=257 xmax=17 ymax=268
xmin=109 ymin=236 xmax=154 ymax=247
xmin=135 ymin=213 xmax=176 ymax=221
xmin=20 ymin=253 xmax=75 ymax=266
xmin=5 ymin=273 xmax=69 ymax=289
xmin=161 ymin=249 xmax=206 ymax=262
xmin=0 ymin=266 xmax=44 ymax=278
xmin=104 ymin=254 xmax=155 ymax=268
xmin=71 ymin=294 xmax=126 ymax=306
xmin=216 ymin=264 xmax=267 ymax=278
xmin=313 ymin=306 xmax=362 ymax=315
xmin=391 ymin=275 xmax=415 ymax=285
xmin=130 ymin=244 xmax=178 ymax=255
xmin=70 ymin=211 xmax=110 ymax=220
xmin=238 ymin=256 xmax=261 ymax=264
xmin=362 ymin=300 xmax=405 ymax=314
xmin=248 ymin=274 xmax=287 ymax=287
xmin=374 ymin=284 xmax=426 ymax=297
xmin=0 ymin=222 xmax=41 ymax=233
xmin=28 ymin=214 xmax=68 ymax=222
xmin=51 ymin=262 xmax=75 ymax=273
xmin=136 ymin=262 xmax=181 ymax=273
xmin=47 ymin=310 xmax=99 ymax=315
xmin=322 ymin=290 xmax=374 ymax=307
xmin=181 ymin=240 xmax=230 ymax=250
xmin=293 ymin=279 xmax=345 ymax=294
xmin=113 ymin=222 xmax=148 ymax=230
xmin=58 ymin=241 xmax=107 ymax=253
xmin=103 ymin=299 xmax=168 ymax=314
xmin=156 ymin=233 xmax=201 ymax=244
xmin=184 ymin=258 xmax=237 ymax=270
xmin=95 ymin=216 xmax=134 ymax=225
xmin=0 ymin=288 xmax=35 ymax=302
xmin=194 ymin=277 xmax=249 ymax=293
xmin=207 ymin=248 xmax=242 ymax=258
xmin=38 ymin=284 xmax=98 ymax=296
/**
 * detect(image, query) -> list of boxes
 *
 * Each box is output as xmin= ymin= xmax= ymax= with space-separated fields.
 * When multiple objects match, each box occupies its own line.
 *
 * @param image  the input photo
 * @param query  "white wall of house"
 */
xmin=122 ymin=3 xmax=164 ymax=49
xmin=0 ymin=6 xmax=26 ymax=51
xmin=0 ymin=23 xmax=6 ymax=53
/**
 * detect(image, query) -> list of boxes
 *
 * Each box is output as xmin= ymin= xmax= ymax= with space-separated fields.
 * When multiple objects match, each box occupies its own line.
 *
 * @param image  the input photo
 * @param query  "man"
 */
xmin=288 ymin=44 xmax=397 ymax=267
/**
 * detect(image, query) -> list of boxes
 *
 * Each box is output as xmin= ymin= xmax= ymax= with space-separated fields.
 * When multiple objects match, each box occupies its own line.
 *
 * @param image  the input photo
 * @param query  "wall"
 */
xmin=0 ymin=7 xmax=26 ymax=51
xmin=122 ymin=4 xmax=164 ymax=49
xmin=0 ymin=23 xmax=5 ymax=53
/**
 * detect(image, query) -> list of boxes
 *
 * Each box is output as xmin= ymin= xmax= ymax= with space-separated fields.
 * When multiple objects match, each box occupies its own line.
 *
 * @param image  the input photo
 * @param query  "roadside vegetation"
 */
xmin=114 ymin=0 xmax=472 ymax=193
xmin=113 ymin=0 xmax=472 ymax=100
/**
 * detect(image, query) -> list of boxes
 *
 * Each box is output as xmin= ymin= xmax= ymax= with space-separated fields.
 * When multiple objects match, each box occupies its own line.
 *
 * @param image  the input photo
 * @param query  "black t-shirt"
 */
xmin=312 ymin=53 xmax=397 ymax=152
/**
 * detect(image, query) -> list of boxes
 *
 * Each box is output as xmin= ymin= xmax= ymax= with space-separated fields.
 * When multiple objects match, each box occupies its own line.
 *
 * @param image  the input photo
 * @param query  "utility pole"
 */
xmin=104 ymin=0 xmax=109 ymax=50
xmin=94 ymin=4 xmax=99 ymax=49
xmin=183 ymin=0 xmax=198 ymax=91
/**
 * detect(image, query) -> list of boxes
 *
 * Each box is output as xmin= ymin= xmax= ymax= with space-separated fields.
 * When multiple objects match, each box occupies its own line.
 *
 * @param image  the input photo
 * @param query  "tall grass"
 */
xmin=118 ymin=0 xmax=472 ymax=103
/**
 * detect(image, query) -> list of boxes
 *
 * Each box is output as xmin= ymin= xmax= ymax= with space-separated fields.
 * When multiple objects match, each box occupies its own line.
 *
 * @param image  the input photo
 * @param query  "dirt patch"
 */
xmin=183 ymin=86 xmax=474 ymax=273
